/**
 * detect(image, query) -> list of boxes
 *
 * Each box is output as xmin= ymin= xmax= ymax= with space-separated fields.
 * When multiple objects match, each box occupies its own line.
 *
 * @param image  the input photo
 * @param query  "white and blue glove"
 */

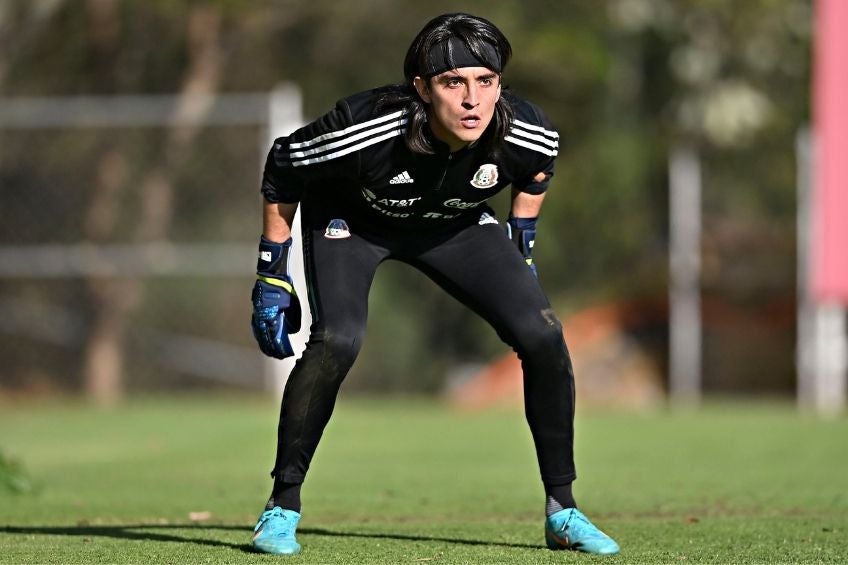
xmin=251 ymin=236 xmax=302 ymax=359
xmin=507 ymin=215 xmax=538 ymax=277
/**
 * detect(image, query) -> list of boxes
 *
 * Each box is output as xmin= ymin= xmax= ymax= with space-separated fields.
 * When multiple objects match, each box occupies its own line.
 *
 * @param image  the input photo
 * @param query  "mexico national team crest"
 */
xmin=470 ymin=164 xmax=499 ymax=189
xmin=324 ymin=219 xmax=351 ymax=239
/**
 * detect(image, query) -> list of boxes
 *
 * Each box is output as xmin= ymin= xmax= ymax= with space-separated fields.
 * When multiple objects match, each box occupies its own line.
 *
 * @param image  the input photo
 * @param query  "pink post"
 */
xmin=813 ymin=0 xmax=848 ymax=303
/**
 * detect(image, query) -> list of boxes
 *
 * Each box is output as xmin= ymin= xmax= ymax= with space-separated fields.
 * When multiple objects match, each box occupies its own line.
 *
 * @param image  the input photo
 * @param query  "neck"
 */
xmin=426 ymin=119 xmax=469 ymax=153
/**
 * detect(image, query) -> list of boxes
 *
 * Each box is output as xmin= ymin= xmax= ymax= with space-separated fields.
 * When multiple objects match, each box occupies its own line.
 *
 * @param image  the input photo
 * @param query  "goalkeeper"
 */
xmin=248 ymin=12 xmax=619 ymax=556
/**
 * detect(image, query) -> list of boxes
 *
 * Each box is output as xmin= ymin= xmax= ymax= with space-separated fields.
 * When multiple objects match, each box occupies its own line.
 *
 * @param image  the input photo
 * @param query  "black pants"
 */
xmin=272 ymin=210 xmax=578 ymax=488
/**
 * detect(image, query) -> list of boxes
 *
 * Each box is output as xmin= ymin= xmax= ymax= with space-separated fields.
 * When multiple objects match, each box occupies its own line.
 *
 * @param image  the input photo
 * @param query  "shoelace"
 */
xmin=564 ymin=511 xmax=606 ymax=540
xmin=260 ymin=508 xmax=294 ymax=536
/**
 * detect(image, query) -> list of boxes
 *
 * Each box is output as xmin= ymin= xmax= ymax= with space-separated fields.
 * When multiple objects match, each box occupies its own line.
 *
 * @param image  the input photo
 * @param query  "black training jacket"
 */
xmin=261 ymin=85 xmax=559 ymax=232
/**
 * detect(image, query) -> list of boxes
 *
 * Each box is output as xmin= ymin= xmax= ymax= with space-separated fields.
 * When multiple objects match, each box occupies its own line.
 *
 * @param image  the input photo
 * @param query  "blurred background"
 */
xmin=0 ymin=0 xmax=831 ymax=410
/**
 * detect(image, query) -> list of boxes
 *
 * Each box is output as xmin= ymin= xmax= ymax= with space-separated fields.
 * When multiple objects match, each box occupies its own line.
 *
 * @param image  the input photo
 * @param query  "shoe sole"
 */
xmin=545 ymin=527 xmax=619 ymax=555
xmin=253 ymin=540 xmax=301 ymax=555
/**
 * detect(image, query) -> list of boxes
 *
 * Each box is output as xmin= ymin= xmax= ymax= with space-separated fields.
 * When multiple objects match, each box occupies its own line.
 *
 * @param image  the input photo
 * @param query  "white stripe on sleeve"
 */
xmin=505 ymin=135 xmax=559 ymax=157
xmin=288 ymin=110 xmax=407 ymax=150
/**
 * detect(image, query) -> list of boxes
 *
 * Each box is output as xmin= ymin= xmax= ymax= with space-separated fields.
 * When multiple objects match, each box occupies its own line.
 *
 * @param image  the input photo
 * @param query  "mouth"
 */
xmin=460 ymin=115 xmax=481 ymax=129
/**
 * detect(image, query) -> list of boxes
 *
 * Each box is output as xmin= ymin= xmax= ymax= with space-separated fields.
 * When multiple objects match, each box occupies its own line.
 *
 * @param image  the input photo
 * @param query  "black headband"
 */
xmin=423 ymin=37 xmax=502 ymax=77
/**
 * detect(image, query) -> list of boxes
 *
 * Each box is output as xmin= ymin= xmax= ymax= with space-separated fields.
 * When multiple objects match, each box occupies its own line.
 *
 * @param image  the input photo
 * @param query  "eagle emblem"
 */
xmin=470 ymin=164 xmax=499 ymax=189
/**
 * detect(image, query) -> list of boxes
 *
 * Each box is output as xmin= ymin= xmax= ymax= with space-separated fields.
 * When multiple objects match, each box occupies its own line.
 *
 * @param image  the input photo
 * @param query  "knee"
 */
xmin=513 ymin=309 xmax=567 ymax=360
xmin=284 ymin=324 xmax=365 ymax=395
xmin=311 ymin=324 xmax=365 ymax=366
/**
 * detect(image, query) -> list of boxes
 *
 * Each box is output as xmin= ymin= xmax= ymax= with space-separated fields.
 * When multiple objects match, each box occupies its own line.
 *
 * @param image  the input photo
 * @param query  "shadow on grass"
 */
xmin=300 ymin=527 xmax=539 ymax=549
xmin=0 ymin=524 xmax=252 ymax=552
xmin=0 ymin=524 xmax=539 ymax=551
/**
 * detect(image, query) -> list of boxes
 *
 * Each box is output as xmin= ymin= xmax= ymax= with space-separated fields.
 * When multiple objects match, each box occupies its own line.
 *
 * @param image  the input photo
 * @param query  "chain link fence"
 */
xmin=0 ymin=87 xmax=302 ymax=401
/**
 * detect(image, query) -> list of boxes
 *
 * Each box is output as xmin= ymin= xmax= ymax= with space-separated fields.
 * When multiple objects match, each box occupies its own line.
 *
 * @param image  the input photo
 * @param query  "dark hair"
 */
xmin=377 ymin=13 xmax=514 ymax=155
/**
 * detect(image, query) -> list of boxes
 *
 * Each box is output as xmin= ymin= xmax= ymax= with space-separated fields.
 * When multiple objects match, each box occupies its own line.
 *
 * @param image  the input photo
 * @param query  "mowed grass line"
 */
xmin=0 ymin=396 xmax=846 ymax=564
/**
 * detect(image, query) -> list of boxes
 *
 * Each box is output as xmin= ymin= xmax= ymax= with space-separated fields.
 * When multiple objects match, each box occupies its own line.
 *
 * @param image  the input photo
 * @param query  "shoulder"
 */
xmin=272 ymin=85 xmax=408 ymax=169
xmin=503 ymin=92 xmax=559 ymax=159
xmin=334 ymin=84 xmax=410 ymax=126
xmin=503 ymin=91 xmax=555 ymax=128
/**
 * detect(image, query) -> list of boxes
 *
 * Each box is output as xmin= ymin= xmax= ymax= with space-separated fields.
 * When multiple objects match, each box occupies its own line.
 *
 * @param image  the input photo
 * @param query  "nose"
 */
xmin=462 ymin=84 xmax=479 ymax=109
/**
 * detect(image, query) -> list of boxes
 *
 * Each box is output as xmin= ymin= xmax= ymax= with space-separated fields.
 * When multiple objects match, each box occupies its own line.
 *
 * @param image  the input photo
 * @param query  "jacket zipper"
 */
xmin=434 ymin=153 xmax=452 ymax=191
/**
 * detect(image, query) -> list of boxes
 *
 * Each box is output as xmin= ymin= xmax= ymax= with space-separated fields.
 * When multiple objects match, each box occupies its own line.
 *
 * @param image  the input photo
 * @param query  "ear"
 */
xmin=413 ymin=76 xmax=431 ymax=104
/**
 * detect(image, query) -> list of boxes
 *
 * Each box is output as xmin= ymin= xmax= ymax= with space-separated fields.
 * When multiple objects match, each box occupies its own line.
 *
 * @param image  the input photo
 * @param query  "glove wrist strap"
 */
xmin=257 ymin=236 xmax=293 ymax=278
xmin=507 ymin=215 xmax=538 ymax=259
xmin=507 ymin=214 xmax=538 ymax=230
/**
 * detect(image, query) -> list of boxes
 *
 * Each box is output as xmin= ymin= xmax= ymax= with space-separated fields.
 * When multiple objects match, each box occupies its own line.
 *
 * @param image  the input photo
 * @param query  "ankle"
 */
xmin=267 ymin=481 xmax=302 ymax=513
xmin=544 ymin=482 xmax=576 ymax=516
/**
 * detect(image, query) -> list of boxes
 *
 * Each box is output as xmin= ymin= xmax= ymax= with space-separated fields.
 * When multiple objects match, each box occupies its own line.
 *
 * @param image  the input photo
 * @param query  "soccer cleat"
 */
xmin=251 ymin=506 xmax=302 ymax=555
xmin=545 ymin=508 xmax=620 ymax=555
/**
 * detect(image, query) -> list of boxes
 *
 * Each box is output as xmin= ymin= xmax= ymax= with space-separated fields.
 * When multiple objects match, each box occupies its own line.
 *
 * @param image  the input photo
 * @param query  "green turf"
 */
xmin=0 ymin=395 xmax=846 ymax=564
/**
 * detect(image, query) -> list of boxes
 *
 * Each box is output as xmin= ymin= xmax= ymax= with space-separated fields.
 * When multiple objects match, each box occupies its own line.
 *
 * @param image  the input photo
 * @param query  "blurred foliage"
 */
xmin=0 ymin=449 xmax=34 ymax=494
xmin=0 ymin=0 xmax=810 ymax=395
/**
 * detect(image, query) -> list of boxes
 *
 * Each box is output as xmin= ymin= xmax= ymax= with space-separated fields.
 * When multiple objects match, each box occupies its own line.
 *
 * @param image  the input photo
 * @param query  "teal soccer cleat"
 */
xmin=545 ymin=508 xmax=620 ymax=555
xmin=251 ymin=506 xmax=302 ymax=555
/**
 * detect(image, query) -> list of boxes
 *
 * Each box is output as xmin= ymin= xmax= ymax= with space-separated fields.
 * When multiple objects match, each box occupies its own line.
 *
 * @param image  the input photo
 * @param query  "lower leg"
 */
xmin=518 ymin=319 xmax=580 ymax=507
xmin=271 ymin=328 xmax=360 ymax=488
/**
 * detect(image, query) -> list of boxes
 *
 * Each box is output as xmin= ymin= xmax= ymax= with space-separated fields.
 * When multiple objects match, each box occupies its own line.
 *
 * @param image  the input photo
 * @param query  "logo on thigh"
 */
xmin=478 ymin=212 xmax=499 ymax=226
xmin=324 ymin=219 xmax=351 ymax=239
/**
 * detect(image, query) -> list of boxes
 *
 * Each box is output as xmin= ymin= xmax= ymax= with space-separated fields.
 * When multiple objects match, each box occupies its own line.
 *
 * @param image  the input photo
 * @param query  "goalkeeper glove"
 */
xmin=507 ymin=215 xmax=538 ymax=277
xmin=251 ymin=236 xmax=302 ymax=359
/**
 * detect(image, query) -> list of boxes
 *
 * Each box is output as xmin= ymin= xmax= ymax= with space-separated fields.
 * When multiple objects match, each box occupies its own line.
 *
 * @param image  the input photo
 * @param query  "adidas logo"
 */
xmin=389 ymin=171 xmax=414 ymax=184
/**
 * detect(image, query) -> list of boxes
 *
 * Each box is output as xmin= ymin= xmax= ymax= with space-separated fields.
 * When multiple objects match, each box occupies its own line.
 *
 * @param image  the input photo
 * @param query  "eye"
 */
xmin=446 ymin=78 xmax=462 ymax=88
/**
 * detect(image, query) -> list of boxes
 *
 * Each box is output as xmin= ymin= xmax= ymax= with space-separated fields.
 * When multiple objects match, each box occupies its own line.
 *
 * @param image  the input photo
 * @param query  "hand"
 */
xmin=251 ymin=277 xmax=299 ymax=359
xmin=250 ymin=237 xmax=302 ymax=359
xmin=507 ymin=215 xmax=538 ymax=278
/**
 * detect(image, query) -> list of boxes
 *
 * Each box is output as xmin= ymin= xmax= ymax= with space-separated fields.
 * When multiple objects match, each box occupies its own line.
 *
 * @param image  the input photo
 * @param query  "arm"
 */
xmin=251 ymin=199 xmax=302 ymax=359
xmin=263 ymin=200 xmax=298 ymax=242
xmin=507 ymin=99 xmax=558 ymax=276
xmin=508 ymin=177 xmax=547 ymax=277
xmin=510 ymin=182 xmax=546 ymax=218
xmin=252 ymin=98 xmax=355 ymax=357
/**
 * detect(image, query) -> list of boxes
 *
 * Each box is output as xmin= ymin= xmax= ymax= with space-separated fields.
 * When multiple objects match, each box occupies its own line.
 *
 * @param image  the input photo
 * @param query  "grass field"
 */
xmin=0 ymin=395 xmax=846 ymax=564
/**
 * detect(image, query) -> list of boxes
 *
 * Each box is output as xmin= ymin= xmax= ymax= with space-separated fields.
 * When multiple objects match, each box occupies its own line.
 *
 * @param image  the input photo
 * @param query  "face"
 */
xmin=413 ymin=67 xmax=501 ymax=152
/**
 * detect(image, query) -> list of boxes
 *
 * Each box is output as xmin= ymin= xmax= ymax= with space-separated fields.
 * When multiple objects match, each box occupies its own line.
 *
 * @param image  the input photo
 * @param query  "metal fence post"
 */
xmin=797 ymin=129 xmax=848 ymax=416
xmin=263 ymin=84 xmax=307 ymax=395
xmin=669 ymin=143 xmax=702 ymax=406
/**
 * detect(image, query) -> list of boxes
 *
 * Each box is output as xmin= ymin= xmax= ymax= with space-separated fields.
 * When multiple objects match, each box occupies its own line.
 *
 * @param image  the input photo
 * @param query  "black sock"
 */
xmin=545 ymin=483 xmax=576 ymax=516
xmin=266 ymin=481 xmax=302 ymax=513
